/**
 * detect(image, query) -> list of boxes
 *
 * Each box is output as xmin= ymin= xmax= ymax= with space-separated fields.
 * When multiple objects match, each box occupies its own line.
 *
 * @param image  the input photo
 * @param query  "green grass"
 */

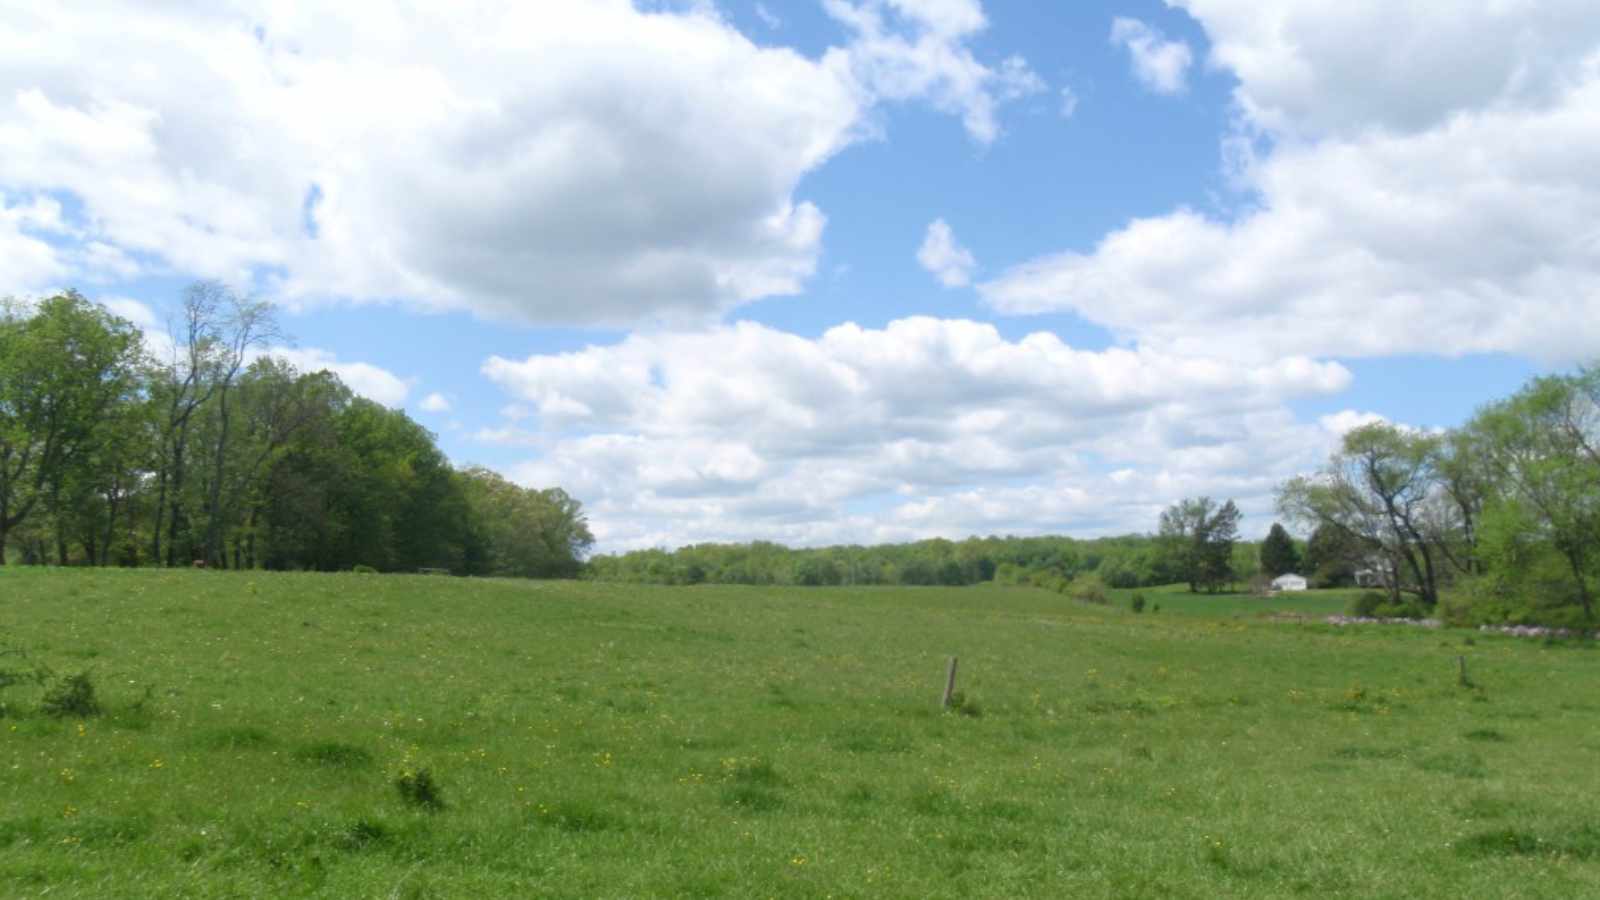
xmin=1112 ymin=583 xmax=1364 ymax=619
xmin=2 ymin=568 xmax=1599 ymax=897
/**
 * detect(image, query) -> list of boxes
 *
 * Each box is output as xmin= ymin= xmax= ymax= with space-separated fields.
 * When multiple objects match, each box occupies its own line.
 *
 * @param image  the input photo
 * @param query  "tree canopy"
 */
xmin=1 ymin=285 xmax=592 ymax=576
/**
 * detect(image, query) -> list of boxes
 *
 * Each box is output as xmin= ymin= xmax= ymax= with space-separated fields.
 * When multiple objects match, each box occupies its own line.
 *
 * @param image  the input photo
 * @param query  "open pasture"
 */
xmin=2 ymin=569 xmax=1598 ymax=898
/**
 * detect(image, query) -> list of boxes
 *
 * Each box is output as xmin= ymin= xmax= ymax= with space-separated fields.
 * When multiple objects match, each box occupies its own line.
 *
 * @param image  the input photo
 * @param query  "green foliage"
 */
xmin=588 ymin=533 xmax=1188 ymax=591
xmin=1067 ymin=573 xmax=1108 ymax=604
xmin=1158 ymin=497 xmax=1241 ymax=593
xmin=458 ymin=467 xmax=593 ymax=578
xmin=351 ymin=564 xmax=378 ymax=575
xmin=1130 ymin=592 xmax=1147 ymax=614
xmin=1348 ymin=592 xmax=1389 ymax=617
xmin=1259 ymin=523 xmax=1301 ymax=578
xmin=1304 ymin=524 xmax=1360 ymax=588
xmin=0 ymin=284 xmax=593 ymax=579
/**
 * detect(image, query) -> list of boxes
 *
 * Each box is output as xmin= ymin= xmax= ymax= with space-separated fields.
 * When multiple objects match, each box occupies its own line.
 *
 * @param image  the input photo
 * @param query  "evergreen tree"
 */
xmin=1259 ymin=523 xmax=1301 ymax=577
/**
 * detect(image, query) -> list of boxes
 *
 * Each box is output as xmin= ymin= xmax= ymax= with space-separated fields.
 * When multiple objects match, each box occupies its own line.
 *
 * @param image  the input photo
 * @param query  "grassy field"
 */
xmin=2 ymin=569 xmax=1598 ymax=898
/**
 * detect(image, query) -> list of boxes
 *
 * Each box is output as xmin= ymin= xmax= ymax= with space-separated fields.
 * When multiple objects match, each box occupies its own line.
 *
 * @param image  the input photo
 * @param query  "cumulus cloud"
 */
xmin=984 ymin=3 xmax=1600 ymax=364
xmin=916 ymin=219 xmax=977 ymax=287
xmin=0 ymin=0 xmax=1041 ymax=326
xmin=482 ymin=316 xmax=1351 ymax=549
xmin=267 ymin=347 xmax=412 ymax=408
xmin=823 ymin=0 xmax=1044 ymax=143
xmin=1109 ymin=17 xmax=1193 ymax=95
xmin=418 ymin=392 xmax=451 ymax=414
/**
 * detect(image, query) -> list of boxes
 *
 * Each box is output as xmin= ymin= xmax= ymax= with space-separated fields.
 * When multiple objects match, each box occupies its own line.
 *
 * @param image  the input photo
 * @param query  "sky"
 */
xmin=3 ymin=0 xmax=1596 ymax=552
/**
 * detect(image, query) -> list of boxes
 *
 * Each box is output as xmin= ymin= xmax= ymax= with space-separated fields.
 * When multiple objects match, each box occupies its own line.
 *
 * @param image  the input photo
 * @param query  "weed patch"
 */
xmin=41 ymin=671 xmax=100 ymax=718
xmin=395 ymin=768 xmax=444 ymax=810
xmin=534 ymin=800 xmax=623 ymax=833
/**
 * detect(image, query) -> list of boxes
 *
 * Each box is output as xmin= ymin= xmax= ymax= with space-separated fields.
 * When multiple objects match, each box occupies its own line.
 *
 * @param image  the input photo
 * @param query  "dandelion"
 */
xmin=149 ymin=758 xmax=164 ymax=769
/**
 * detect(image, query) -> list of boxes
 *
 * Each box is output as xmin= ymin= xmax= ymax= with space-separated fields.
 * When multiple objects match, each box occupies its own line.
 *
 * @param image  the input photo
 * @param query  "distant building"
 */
xmin=1354 ymin=555 xmax=1395 ymax=588
xmin=1271 ymin=573 xmax=1308 ymax=592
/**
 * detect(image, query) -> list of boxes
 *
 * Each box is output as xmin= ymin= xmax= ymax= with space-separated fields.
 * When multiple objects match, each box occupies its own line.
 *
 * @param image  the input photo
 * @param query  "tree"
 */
xmin=195 ymin=285 xmax=279 ymax=567
xmin=1278 ymin=423 xmax=1462 ymax=608
xmin=1303 ymin=523 xmax=1360 ymax=587
xmin=1259 ymin=523 xmax=1301 ymax=578
xmin=458 ymin=466 xmax=594 ymax=578
xmin=1468 ymin=368 xmax=1600 ymax=619
xmin=1158 ymin=496 xmax=1241 ymax=593
xmin=0 ymin=293 xmax=142 ymax=565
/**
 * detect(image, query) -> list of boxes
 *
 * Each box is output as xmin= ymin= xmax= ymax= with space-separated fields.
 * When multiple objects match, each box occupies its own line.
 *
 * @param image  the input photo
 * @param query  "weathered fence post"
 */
xmin=1457 ymin=654 xmax=1469 ymax=687
xmin=941 ymin=656 xmax=959 ymax=709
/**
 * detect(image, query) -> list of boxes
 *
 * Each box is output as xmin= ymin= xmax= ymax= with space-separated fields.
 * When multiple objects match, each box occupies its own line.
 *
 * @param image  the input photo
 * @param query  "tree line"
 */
xmin=585 ymin=531 xmax=1267 ymax=590
xmin=1 ymin=286 xmax=592 ymax=576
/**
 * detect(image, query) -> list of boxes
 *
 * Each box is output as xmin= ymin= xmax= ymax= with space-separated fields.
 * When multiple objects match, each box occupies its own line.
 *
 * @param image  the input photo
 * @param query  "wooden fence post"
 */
xmin=1457 ymin=654 xmax=1469 ymax=687
xmin=941 ymin=656 xmax=959 ymax=709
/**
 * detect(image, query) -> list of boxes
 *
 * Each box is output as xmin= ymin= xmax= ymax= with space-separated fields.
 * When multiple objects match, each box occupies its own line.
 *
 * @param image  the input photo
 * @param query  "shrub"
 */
xmin=352 ymin=564 xmax=379 ymax=575
xmin=1347 ymin=591 xmax=1389 ymax=617
xmin=42 ymin=671 xmax=101 ymax=718
xmin=1068 ymin=573 xmax=1109 ymax=605
xmin=1130 ymin=593 xmax=1147 ymax=614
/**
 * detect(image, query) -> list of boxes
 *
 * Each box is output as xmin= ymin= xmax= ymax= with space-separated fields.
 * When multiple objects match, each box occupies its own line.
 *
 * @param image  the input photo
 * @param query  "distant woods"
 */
xmin=0 ymin=285 xmax=592 ymax=575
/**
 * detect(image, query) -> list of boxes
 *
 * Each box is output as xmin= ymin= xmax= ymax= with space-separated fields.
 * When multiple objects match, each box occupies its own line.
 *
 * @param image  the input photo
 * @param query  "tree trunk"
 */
xmin=203 ymin=385 xmax=232 ymax=567
xmin=150 ymin=461 xmax=167 ymax=565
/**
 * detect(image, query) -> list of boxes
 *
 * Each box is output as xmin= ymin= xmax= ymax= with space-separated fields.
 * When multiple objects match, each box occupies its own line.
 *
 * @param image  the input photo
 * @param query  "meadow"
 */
xmin=2 ymin=569 xmax=1598 ymax=898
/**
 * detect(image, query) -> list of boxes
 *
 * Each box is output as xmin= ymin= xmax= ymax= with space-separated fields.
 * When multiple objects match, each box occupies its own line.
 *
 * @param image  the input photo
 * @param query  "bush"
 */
xmin=1444 ymin=574 xmax=1595 ymax=630
xmin=352 ymin=564 xmax=379 ymax=575
xmin=1348 ymin=591 xmax=1389 ymax=617
xmin=1130 ymin=593 xmax=1147 ymax=614
xmin=1068 ymin=573 xmax=1109 ymax=605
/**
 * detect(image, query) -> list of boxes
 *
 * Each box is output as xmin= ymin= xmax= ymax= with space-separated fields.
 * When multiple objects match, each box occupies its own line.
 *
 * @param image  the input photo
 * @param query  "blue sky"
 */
xmin=4 ymin=1 xmax=1589 ymax=550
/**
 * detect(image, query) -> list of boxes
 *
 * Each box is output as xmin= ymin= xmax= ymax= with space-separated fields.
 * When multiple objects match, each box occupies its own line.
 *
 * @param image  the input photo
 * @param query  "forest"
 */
xmin=0 ymin=286 xmax=592 ymax=576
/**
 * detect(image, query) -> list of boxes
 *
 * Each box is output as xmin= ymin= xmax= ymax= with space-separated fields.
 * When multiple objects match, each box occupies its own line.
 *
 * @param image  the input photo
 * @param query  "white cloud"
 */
xmin=823 ymin=0 xmax=1044 ymax=144
xmin=418 ymin=392 xmax=451 ymax=414
xmin=1318 ymin=409 xmax=1388 ymax=437
xmin=268 ymin=347 xmax=411 ymax=408
xmin=482 ymin=316 xmax=1351 ymax=550
xmin=1059 ymin=86 xmax=1079 ymax=119
xmin=916 ymin=219 xmax=977 ymax=287
xmin=1109 ymin=17 xmax=1193 ymax=96
xmin=984 ymin=4 xmax=1600 ymax=364
xmin=1174 ymin=0 xmax=1600 ymax=140
xmin=754 ymin=3 xmax=781 ymax=30
xmin=0 ymin=0 xmax=1040 ymax=326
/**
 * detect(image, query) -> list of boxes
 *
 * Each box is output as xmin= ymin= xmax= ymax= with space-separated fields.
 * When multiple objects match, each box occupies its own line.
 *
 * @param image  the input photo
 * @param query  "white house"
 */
xmin=1271 ymin=573 xmax=1308 ymax=592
